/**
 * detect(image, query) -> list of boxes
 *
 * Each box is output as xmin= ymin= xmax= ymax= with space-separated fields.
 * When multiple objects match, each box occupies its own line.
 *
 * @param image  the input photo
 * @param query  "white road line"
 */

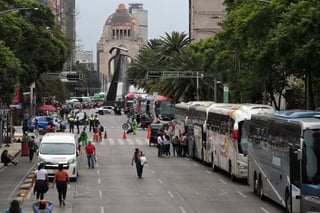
xmin=108 ymin=139 xmax=115 ymax=145
xmin=179 ymin=206 xmax=187 ymax=213
xmin=99 ymin=190 xmax=102 ymax=197
xmin=260 ymin=207 xmax=270 ymax=213
xmin=219 ymin=179 xmax=227 ymax=184
xmin=158 ymin=179 xmax=164 ymax=184
xmin=97 ymin=170 xmax=100 ymax=174
xmin=98 ymin=178 xmax=101 ymax=184
xmin=117 ymin=138 xmax=125 ymax=145
xmin=100 ymin=206 xmax=104 ymax=213
xmin=136 ymin=138 xmax=145 ymax=145
xmin=205 ymin=170 xmax=212 ymax=175
xmin=237 ymin=191 xmax=247 ymax=198
xmin=150 ymin=170 xmax=155 ymax=174
xmin=168 ymin=191 xmax=174 ymax=198
xmin=127 ymin=139 xmax=134 ymax=145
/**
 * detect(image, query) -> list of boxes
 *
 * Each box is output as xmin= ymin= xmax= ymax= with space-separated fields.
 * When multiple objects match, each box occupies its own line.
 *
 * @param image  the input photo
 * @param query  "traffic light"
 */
xmin=66 ymin=73 xmax=83 ymax=81
xmin=146 ymin=71 xmax=162 ymax=79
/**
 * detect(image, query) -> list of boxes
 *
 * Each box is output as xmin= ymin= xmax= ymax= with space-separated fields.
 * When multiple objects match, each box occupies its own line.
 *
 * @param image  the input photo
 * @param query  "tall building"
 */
xmin=97 ymin=3 xmax=146 ymax=100
xmin=39 ymin=0 xmax=76 ymax=70
xmin=189 ymin=0 xmax=226 ymax=42
xmin=129 ymin=3 xmax=148 ymax=44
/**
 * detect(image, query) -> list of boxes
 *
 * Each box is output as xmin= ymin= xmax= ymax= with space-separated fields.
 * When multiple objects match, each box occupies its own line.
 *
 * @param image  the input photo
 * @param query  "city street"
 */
xmin=0 ymin=109 xmax=284 ymax=213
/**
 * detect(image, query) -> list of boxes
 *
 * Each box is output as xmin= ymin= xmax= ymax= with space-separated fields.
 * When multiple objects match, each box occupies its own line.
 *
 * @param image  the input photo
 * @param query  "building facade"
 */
xmin=189 ymin=0 xmax=226 ymax=42
xmin=97 ymin=3 xmax=147 ymax=99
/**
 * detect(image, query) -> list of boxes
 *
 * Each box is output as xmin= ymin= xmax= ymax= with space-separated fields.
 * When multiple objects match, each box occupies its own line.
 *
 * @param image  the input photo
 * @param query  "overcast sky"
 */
xmin=76 ymin=0 xmax=189 ymax=56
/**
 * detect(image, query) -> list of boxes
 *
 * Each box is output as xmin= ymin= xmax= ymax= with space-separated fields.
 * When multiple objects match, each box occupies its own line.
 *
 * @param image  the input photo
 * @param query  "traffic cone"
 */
xmin=146 ymin=125 xmax=151 ymax=139
xmin=104 ymin=130 xmax=107 ymax=139
xmin=123 ymin=131 xmax=127 ymax=139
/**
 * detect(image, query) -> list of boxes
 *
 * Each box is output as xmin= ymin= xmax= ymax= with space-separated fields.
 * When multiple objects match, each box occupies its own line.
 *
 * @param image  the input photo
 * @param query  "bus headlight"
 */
xmin=304 ymin=195 xmax=320 ymax=202
xmin=237 ymin=161 xmax=247 ymax=169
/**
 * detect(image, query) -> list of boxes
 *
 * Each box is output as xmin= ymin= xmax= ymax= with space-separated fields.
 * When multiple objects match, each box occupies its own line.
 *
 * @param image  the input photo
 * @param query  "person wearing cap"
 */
xmin=85 ymin=141 xmax=96 ymax=169
xmin=52 ymin=164 xmax=69 ymax=207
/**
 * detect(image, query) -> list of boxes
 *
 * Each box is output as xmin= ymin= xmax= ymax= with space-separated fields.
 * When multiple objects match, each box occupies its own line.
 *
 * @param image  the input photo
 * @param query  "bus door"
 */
xmin=187 ymin=124 xmax=195 ymax=157
xmin=289 ymin=144 xmax=301 ymax=213
xmin=193 ymin=125 xmax=202 ymax=160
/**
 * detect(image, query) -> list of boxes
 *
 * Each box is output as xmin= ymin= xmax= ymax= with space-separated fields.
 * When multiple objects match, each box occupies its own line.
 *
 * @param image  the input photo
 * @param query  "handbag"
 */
xmin=139 ymin=155 xmax=147 ymax=165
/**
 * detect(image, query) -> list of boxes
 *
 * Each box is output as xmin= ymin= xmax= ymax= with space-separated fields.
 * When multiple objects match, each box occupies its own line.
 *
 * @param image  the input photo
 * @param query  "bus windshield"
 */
xmin=303 ymin=130 xmax=320 ymax=184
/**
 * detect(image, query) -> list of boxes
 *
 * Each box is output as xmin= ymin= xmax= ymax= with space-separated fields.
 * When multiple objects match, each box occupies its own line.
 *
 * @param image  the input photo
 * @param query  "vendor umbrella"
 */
xmin=38 ymin=105 xmax=56 ymax=111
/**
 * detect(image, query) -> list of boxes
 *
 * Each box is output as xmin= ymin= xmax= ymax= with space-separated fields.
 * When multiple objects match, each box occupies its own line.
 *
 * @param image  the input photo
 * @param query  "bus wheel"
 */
xmin=257 ymin=178 xmax=264 ymax=200
xmin=285 ymin=190 xmax=291 ymax=213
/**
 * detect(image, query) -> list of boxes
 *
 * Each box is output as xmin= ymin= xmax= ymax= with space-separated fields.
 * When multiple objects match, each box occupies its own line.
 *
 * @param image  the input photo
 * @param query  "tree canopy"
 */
xmin=0 ymin=0 xmax=69 ymax=105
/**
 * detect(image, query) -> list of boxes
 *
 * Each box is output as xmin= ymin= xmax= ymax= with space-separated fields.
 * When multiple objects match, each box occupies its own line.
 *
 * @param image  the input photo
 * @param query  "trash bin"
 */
xmin=21 ymin=141 xmax=29 ymax=156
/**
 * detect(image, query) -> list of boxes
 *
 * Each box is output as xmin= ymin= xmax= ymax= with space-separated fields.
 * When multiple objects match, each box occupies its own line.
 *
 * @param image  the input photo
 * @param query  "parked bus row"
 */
xmin=174 ymin=102 xmax=320 ymax=213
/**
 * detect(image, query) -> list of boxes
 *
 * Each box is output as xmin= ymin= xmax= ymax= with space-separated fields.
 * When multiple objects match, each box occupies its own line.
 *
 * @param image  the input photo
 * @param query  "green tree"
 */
xmin=0 ymin=0 xmax=69 ymax=105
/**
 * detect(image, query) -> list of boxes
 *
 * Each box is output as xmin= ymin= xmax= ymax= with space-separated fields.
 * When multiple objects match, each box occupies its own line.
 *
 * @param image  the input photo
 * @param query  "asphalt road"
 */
xmin=0 ymin=109 xmax=285 ymax=213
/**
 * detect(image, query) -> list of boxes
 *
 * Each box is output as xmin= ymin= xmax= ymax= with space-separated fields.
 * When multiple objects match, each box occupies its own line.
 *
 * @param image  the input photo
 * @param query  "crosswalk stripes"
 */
xmin=98 ymin=138 xmax=149 ymax=146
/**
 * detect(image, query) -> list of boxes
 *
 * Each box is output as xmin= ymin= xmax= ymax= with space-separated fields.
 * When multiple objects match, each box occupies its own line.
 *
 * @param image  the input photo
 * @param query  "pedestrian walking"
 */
xmin=85 ymin=141 xmax=96 ymax=169
xmin=78 ymin=127 xmax=88 ymax=153
xmin=132 ymin=118 xmax=138 ymax=135
xmin=5 ymin=199 xmax=24 ymax=213
xmin=28 ymin=136 xmax=37 ymax=162
xmin=131 ymin=148 xmax=145 ymax=178
xmin=52 ymin=164 xmax=69 ymax=207
xmin=33 ymin=163 xmax=49 ymax=200
xmin=32 ymin=200 xmax=54 ymax=213
xmin=75 ymin=116 xmax=80 ymax=134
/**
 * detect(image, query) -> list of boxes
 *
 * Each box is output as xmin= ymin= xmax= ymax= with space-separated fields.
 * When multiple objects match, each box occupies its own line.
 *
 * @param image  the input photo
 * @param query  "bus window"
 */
xmin=304 ymin=130 xmax=320 ymax=184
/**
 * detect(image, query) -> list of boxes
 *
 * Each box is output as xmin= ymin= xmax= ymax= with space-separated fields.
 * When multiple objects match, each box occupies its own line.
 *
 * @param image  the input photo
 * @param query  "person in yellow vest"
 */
xmin=89 ymin=114 xmax=95 ymax=132
xmin=94 ymin=115 xmax=100 ymax=127
xmin=68 ymin=115 xmax=75 ymax=133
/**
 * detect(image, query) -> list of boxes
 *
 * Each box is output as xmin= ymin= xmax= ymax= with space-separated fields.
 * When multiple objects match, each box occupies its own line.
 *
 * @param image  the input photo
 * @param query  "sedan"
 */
xmin=95 ymin=106 xmax=114 ymax=115
xmin=27 ymin=116 xmax=66 ymax=132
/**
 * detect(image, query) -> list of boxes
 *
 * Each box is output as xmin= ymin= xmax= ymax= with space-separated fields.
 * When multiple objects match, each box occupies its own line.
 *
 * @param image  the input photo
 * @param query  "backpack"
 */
xmin=100 ymin=126 xmax=104 ymax=132
xmin=28 ymin=140 xmax=35 ymax=150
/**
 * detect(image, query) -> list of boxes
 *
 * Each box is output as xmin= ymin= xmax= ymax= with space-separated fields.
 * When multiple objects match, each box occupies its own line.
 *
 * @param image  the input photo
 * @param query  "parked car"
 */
xmin=27 ymin=116 xmax=66 ymax=132
xmin=95 ymin=106 xmax=114 ymax=115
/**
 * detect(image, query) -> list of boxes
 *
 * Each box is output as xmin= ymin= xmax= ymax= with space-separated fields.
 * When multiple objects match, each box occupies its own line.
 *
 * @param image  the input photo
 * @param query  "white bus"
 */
xmin=206 ymin=104 xmax=275 ymax=181
xmin=247 ymin=111 xmax=320 ymax=213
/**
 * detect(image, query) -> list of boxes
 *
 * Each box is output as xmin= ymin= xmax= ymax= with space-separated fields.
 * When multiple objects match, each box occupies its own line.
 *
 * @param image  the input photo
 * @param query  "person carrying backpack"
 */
xmin=28 ymin=136 xmax=37 ymax=162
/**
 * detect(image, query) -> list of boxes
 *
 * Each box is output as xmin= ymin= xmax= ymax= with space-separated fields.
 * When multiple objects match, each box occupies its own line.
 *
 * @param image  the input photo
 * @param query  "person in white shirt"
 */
xmin=157 ymin=131 xmax=164 ymax=157
xmin=33 ymin=163 xmax=48 ymax=200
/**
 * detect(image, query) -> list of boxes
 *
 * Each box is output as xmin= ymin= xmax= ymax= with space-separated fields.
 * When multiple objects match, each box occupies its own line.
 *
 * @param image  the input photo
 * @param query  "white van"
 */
xmin=38 ymin=132 xmax=79 ymax=181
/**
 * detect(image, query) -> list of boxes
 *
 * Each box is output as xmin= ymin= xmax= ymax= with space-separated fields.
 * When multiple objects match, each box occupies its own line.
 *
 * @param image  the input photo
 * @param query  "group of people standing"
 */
xmin=157 ymin=130 xmax=188 ymax=158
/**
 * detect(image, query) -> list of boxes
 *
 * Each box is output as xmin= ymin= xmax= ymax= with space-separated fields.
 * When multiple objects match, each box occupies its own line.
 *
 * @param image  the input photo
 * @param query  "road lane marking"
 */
xmin=108 ymin=139 xmax=115 ymax=145
xmin=237 ymin=191 xmax=247 ymax=198
xmin=206 ymin=170 xmax=212 ymax=174
xmin=260 ymin=207 xmax=270 ymax=213
xmin=100 ymin=206 xmax=104 ymax=213
xmin=97 ymin=170 xmax=100 ymax=174
xmin=168 ymin=191 xmax=174 ymax=198
xmin=158 ymin=179 xmax=164 ymax=184
xmin=179 ymin=206 xmax=187 ymax=213
xmin=98 ymin=178 xmax=101 ymax=184
xmin=99 ymin=190 xmax=102 ymax=197
xmin=219 ymin=179 xmax=227 ymax=184
xmin=117 ymin=139 xmax=124 ymax=145
xmin=127 ymin=139 xmax=134 ymax=145
xmin=193 ymin=162 xmax=199 ymax=167
xmin=150 ymin=170 xmax=155 ymax=174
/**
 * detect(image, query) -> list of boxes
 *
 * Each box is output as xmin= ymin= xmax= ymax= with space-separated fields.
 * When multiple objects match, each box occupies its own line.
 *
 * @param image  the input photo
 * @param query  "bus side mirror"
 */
xmin=295 ymin=149 xmax=302 ymax=160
